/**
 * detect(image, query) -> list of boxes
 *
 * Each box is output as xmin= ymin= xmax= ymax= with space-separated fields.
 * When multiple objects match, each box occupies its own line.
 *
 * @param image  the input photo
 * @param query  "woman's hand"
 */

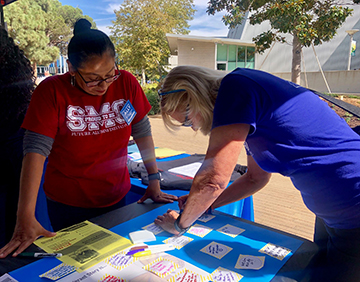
xmin=178 ymin=195 xmax=188 ymax=211
xmin=0 ymin=216 xmax=56 ymax=258
xmin=137 ymin=180 xmax=178 ymax=204
xmin=154 ymin=209 xmax=180 ymax=235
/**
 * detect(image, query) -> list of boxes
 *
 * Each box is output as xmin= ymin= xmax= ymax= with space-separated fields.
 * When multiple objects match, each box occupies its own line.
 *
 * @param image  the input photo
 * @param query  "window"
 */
xmin=216 ymin=44 xmax=255 ymax=71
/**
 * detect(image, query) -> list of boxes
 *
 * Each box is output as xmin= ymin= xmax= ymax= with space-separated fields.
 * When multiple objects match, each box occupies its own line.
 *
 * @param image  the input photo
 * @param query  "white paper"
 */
xmin=168 ymin=162 xmax=202 ymax=178
xmin=0 ymin=273 xmax=19 ymax=282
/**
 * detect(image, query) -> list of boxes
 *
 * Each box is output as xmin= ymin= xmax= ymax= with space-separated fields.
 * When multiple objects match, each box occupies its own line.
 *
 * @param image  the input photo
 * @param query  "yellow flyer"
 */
xmin=34 ymin=220 xmax=131 ymax=272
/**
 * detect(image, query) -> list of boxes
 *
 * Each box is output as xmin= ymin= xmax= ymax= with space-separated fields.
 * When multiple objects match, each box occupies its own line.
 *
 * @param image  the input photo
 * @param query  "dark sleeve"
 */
xmin=131 ymin=116 xmax=152 ymax=139
xmin=23 ymin=130 xmax=54 ymax=157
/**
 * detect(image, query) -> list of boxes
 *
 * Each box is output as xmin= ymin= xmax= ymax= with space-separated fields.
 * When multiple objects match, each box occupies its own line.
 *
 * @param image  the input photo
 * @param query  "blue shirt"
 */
xmin=213 ymin=68 xmax=360 ymax=229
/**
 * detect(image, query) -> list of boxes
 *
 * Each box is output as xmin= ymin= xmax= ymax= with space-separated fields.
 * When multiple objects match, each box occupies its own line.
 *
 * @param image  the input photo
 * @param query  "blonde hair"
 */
xmin=160 ymin=65 xmax=226 ymax=135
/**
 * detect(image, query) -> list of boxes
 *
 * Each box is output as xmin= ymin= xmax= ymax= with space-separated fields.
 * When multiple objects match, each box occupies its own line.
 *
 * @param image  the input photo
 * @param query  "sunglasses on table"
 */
xmin=77 ymin=65 xmax=121 ymax=87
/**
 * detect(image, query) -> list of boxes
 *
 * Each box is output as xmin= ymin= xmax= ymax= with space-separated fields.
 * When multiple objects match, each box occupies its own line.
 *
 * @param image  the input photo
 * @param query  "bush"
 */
xmin=143 ymin=84 xmax=160 ymax=115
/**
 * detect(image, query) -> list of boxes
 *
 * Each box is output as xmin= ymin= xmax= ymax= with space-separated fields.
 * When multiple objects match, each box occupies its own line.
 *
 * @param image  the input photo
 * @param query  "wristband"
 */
xmin=148 ymin=172 xmax=161 ymax=181
xmin=174 ymin=213 xmax=191 ymax=236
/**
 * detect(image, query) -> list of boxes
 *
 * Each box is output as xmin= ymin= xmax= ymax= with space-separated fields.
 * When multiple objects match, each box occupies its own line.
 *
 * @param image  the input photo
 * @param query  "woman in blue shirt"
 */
xmin=155 ymin=65 xmax=360 ymax=281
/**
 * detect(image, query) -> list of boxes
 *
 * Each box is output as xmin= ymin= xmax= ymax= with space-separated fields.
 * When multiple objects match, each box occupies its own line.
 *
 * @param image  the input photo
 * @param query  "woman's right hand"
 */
xmin=0 ymin=216 xmax=56 ymax=258
xmin=178 ymin=195 xmax=188 ymax=211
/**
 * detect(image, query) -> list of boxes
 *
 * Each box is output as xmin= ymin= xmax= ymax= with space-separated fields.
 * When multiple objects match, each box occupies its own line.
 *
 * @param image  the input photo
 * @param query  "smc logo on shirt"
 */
xmin=66 ymin=99 xmax=127 ymax=134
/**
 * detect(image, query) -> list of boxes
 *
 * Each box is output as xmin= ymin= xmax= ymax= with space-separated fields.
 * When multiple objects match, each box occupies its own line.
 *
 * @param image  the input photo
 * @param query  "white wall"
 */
xmin=273 ymin=70 xmax=360 ymax=94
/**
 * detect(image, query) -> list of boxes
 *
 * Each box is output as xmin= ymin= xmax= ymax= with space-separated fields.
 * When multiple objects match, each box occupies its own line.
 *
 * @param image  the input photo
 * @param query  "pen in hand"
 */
xmin=18 ymin=252 xmax=63 ymax=258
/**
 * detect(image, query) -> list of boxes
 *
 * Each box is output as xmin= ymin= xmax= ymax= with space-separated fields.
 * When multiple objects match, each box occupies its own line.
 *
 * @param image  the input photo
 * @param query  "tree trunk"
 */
xmin=291 ymin=34 xmax=302 ymax=84
xmin=142 ymin=69 xmax=146 ymax=86
xmin=32 ymin=61 xmax=38 ymax=78
xmin=54 ymin=60 xmax=58 ymax=74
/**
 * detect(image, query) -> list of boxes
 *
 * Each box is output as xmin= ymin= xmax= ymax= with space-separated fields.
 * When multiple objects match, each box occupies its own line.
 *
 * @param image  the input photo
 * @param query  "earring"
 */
xmin=71 ymin=75 xmax=75 ymax=86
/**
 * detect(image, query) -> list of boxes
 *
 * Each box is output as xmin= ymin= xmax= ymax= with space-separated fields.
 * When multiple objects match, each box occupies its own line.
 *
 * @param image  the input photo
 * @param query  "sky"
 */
xmin=57 ymin=0 xmax=230 ymax=37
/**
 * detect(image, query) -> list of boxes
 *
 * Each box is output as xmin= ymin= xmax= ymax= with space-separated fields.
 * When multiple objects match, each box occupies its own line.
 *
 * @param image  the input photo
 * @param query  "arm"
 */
xmin=0 ymin=153 xmax=56 ymax=258
xmin=211 ymin=155 xmax=271 ymax=210
xmin=155 ymin=123 xmax=250 ymax=234
xmin=135 ymin=135 xmax=178 ymax=203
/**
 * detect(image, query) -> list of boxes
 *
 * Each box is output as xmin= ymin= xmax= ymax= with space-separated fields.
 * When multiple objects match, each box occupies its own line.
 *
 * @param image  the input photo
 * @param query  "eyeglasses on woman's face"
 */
xmin=77 ymin=65 xmax=120 ymax=88
xmin=182 ymin=105 xmax=193 ymax=127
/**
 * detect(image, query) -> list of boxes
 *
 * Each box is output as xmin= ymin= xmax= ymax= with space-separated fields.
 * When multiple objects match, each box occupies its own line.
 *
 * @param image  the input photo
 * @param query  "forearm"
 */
xmin=212 ymin=172 xmax=269 ymax=209
xmin=134 ymin=135 xmax=158 ymax=175
xmin=17 ymin=152 xmax=46 ymax=219
xmin=177 ymin=157 xmax=233 ymax=229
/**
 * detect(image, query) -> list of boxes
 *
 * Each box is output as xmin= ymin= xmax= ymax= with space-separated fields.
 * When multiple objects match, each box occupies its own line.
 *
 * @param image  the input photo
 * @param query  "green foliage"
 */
xmin=109 ymin=0 xmax=195 ymax=81
xmin=143 ymin=85 xmax=161 ymax=115
xmin=4 ymin=0 xmax=96 ymax=69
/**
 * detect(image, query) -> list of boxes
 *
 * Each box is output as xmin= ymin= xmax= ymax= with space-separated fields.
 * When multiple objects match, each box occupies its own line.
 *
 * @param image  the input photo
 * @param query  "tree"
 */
xmin=4 ymin=0 xmax=96 ymax=75
xmin=109 ymin=0 xmax=195 ymax=85
xmin=207 ymin=0 xmax=353 ymax=84
xmin=4 ymin=0 xmax=59 ymax=76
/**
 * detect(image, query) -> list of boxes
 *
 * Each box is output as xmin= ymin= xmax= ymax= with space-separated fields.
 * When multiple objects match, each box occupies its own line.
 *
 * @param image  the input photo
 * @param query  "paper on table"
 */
xmin=154 ymin=148 xmax=186 ymax=159
xmin=0 ymin=273 xmax=19 ymax=282
xmin=168 ymin=162 xmax=202 ymax=178
xmin=34 ymin=220 xmax=132 ymax=272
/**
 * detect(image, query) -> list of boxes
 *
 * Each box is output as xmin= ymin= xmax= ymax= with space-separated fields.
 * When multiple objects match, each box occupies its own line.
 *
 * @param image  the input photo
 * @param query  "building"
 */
xmin=166 ymin=4 xmax=360 ymax=94
xmin=166 ymin=33 xmax=256 ymax=72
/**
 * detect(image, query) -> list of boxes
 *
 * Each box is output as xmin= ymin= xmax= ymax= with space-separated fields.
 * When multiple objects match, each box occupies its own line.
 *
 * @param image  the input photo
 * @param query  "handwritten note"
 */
xmin=163 ymin=235 xmax=194 ymax=250
xmin=99 ymin=274 xmax=125 ymax=282
xmin=105 ymin=252 xmax=135 ymax=270
xmin=211 ymin=267 xmax=243 ymax=282
xmin=259 ymin=243 xmax=291 ymax=261
xmin=187 ymin=224 xmax=212 ymax=238
xmin=197 ymin=214 xmax=215 ymax=223
xmin=235 ymin=255 xmax=265 ymax=270
xmin=142 ymin=222 xmax=164 ymax=235
xmin=217 ymin=224 xmax=245 ymax=238
xmin=143 ymin=257 xmax=179 ymax=278
xmin=39 ymin=263 xmax=77 ymax=280
xmin=168 ymin=269 xmax=210 ymax=282
xmin=200 ymin=241 xmax=232 ymax=259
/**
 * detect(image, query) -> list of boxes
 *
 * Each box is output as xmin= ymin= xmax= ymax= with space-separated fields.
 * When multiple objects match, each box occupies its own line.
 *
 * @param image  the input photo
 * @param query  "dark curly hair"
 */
xmin=0 ymin=28 xmax=35 ymax=133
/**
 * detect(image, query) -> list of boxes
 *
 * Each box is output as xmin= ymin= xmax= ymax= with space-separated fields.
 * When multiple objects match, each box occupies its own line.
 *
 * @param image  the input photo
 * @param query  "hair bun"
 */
xmin=73 ymin=19 xmax=92 ymax=36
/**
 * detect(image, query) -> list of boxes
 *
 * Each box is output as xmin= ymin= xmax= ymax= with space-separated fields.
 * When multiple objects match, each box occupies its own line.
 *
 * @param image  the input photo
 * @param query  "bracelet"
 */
xmin=148 ymin=172 xmax=161 ymax=181
xmin=174 ymin=213 xmax=191 ymax=236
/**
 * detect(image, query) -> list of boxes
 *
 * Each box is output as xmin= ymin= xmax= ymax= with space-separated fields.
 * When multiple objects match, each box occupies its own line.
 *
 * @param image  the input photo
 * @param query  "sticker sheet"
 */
xmin=211 ymin=267 xmax=243 ymax=282
xmin=187 ymin=224 xmax=212 ymax=238
xmin=217 ymin=224 xmax=245 ymax=238
xmin=235 ymin=255 xmax=265 ymax=270
xmin=200 ymin=241 xmax=233 ymax=259
xmin=163 ymin=235 xmax=194 ymax=250
xmin=259 ymin=243 xmax=291 ymax=261
xmin=142 ymin=222 xmax=165 ymax=235
xmin=143 ymin=257 xmax=180 ymax=278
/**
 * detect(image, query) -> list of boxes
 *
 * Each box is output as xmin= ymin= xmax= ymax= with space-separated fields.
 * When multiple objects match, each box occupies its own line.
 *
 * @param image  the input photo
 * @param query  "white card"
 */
xmin=217 ymin=224 xmax=245 ymax=238
xmin=259 ymin=243 xmax=291 ymax=261
xmin=200 ymin=241 xmax=232 ymax=259
xmin=235 ymin=254 xmax=265 ymax=270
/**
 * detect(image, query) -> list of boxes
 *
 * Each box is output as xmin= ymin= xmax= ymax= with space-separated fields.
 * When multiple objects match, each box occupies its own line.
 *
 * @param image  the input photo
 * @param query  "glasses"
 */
xmin=182 ymin=105 xmax=192 ymax=127
xmin=77 ymin=65 xmax=120 ymax=87
xmin=158 ymin=88 xmax=186 ymax=96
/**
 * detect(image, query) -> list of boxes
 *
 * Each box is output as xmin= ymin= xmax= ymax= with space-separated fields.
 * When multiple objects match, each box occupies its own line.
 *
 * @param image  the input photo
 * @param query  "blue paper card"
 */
xmin=120 ymin=100 xmax=137 ymax=125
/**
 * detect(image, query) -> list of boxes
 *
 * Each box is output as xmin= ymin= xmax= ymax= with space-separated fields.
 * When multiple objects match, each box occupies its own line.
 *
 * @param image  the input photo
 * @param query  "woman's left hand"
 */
xmin=137 ymin=180 xmax=178 ymax=204
xmin=154 ymin=209 xmax=180 ymax=235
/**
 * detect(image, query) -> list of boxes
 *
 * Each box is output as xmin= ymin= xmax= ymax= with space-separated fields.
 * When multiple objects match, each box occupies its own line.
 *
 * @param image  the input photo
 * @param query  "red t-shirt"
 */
xmin=22 ymin=70 xmax=151 ymax=208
